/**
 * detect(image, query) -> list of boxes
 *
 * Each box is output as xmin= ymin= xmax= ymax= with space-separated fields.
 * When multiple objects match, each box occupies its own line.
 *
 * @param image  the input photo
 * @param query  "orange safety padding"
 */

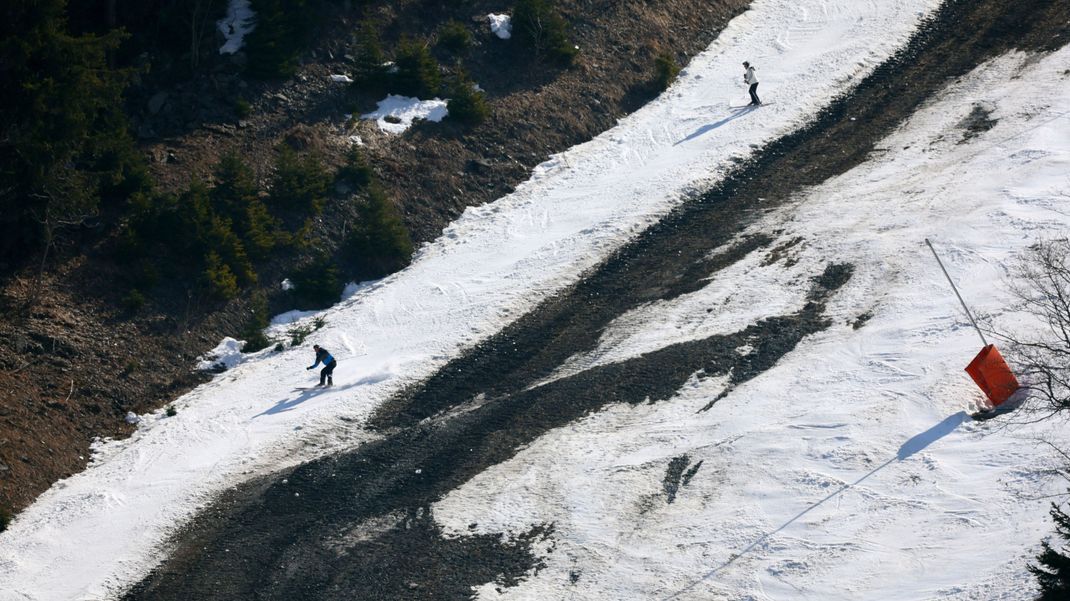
xmin=965 ymin=344 xmax=1020 ymax=406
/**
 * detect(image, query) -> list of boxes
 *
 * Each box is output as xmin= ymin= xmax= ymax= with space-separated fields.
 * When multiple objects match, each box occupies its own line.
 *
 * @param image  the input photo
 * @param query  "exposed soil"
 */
xmin=123 ymin=0 xmax=1070 ymax=597
xmin=0 ymin=0 xmax=750 ymax=516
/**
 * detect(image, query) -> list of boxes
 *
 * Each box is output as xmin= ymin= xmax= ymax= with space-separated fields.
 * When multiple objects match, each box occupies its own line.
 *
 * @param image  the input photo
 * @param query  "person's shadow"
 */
xmin=661 ymin=410 xmax=971 ymax=599
xmin=254 ymin=378 xmax=375 ymax=418
xmin=675 ymin=105 xmax=759 ymax=146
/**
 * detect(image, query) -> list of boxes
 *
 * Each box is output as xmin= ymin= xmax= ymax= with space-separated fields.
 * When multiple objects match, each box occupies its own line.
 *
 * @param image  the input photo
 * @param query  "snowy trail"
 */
xmin=0 ymin=1 xmax=948 ymax=599
xmin=433 ymin=48 xmax=1070 ymax=600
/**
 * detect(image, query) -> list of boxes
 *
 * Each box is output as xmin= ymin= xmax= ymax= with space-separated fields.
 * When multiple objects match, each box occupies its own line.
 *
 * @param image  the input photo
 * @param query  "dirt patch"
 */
xmin=958 ymin=103 xmax=998 ymax=143
xmin=663 ymin=455 xmax=692 ymax=504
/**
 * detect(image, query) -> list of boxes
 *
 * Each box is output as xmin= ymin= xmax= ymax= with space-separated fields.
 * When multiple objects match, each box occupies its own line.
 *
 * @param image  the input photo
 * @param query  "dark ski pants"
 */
xmin=748 ymin=83 xmax=761 ymax=105
xmin=319 ymin=361 xmax=336 ymax=386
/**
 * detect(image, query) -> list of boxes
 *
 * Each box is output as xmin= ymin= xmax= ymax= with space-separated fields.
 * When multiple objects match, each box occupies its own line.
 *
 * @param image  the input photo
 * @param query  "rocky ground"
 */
xmin=0 ymin=0 xmax=749 ymax=518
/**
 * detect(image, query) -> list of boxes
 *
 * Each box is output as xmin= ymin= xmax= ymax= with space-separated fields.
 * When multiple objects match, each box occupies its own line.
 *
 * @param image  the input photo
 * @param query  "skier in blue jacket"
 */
xmin=306 ymin=344 xmax=337 ymax=386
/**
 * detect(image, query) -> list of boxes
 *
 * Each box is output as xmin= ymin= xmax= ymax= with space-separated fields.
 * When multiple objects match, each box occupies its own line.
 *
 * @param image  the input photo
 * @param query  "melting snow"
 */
xmin=488 ymin=14 xmax=512 ymax=39
xmin=361 ymin=95 xmax=449 ymax=133
xmin=195 ymin=337 xmax=244 ymax=372
xmin=217 ymin=0 xmax=256 ymax=55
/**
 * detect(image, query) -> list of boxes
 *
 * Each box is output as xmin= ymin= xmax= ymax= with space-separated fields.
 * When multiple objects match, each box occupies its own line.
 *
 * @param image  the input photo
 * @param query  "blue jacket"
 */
xmin=310 ymin=348 xmax=335 ymax=368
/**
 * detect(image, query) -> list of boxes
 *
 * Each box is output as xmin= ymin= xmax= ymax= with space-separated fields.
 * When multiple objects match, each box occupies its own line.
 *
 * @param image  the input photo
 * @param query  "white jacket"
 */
xmin=744 ymin=66 xmax=758 ymax=85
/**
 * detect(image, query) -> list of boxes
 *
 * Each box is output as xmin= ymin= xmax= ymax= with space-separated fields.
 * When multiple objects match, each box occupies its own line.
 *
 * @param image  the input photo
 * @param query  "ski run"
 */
xmin=3 ymin=0 xmax=1070 ymax=599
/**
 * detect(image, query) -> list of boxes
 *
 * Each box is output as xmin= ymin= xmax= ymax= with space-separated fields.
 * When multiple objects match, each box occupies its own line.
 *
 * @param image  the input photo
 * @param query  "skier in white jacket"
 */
xmin=743 ymin=61 xmax=761 ymax=106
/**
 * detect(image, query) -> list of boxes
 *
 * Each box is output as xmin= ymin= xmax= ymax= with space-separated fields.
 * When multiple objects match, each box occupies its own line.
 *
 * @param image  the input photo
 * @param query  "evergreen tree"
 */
xmin=393 ymin=37 xmax=441 ymax=98
xmin=244 ymin=0 xmax=317 ymax=79
xmin=336 ymin=147 xmax=374 ymax=191
xmin=0 ymin=0 xmax=139 ymax=267
xmin=447 ymin=69 xmax=489 ymax=126
xmin=290 ymin=252 xmax=343 ymax=309
xmin=1030 ymin=499 xmax=1070 ymax=599
xmin=653 ymin=52 xmax=681 ymax=91
xmin=211 ymin=153 xmax=287 ymax=259
xmin=268 ymin=146 xmax=330 ymax=215
xmin=512 ymin=0 xmax=577 ymax=65
xmin=437 ymin=20 xmax=473 ymax=55
xmin=345 ymin=185 xmax=414 ymax=279
xmin=352 ymin=20 xmax=389 ymax=93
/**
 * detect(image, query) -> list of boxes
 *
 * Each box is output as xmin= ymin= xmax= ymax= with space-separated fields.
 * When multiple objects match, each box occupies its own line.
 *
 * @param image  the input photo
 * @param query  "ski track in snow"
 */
xmin=0 ymin=0 xmax=966 ymax=599
xmin=433 ymin=50 xmax=1070 ymax=600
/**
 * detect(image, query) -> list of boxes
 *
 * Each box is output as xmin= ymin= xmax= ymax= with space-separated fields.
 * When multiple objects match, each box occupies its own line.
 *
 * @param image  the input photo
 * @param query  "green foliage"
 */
xmin=204 ymin=251 xmax=239 ymax=301
xmin=1031 ymin=498 xmax=1070 ymax=599
xmin=447 ymin=70 xmax=489 ymax=126
xmin=352 ymin=20 xmax=390 ymax=93
xmin=313 ymin=316 xmax=326 ymax=330
xmin=0 ymin=505 xmax=10 ymax=533
xmin=245 ymin=0 xmax=319 ymax=79
xmin=438 ymin=20 xmax=473 ymax=54
xmin=512 ymin=0 xmax=578 ymax=65
xmin=393 ymin=37 xmax=441 ymax=98
xmin=269 ymin=147 xmax=330 ymax=215
xmin=235 ymin=98 xmax=252 ymax=118
xmin=0 ymin=0 xmax=143 ymax=266
xmin=165 ymin=405 xmax=178 ymax=417
xmin=336 ymin=148 xmax=374 ymax=191
xmin=240 ymin=293 xmax=272 ymax=353
xmin=213 ymin=154 xmax=288 ymax=259
xmin=289 ymin=253 xmax=343 ymax=309
xmin=345 ymin=185 xmax=414 ymax=279
xmin=654 ymin=52 xmax=681 ymax=91
xmin=288 ymin=323 xmax=314 ymax=346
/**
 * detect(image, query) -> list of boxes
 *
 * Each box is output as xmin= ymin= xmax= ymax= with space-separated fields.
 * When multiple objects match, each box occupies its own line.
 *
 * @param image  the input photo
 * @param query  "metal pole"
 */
xmin=925 ymin=238 xmax=988 ymax=346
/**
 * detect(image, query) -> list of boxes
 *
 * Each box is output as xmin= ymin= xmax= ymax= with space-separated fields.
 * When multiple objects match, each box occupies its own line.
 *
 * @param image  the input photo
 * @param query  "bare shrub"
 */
xmin=1001 ymin=238 xmax=1070 ymax=416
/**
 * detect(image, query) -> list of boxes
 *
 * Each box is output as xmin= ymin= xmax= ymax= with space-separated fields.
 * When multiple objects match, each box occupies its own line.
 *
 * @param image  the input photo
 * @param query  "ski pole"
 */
xmin=925 ymin=238 xmax=987 ymax=346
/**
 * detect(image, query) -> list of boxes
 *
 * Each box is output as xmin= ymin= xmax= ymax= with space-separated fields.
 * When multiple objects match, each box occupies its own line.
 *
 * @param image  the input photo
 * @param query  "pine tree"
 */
xmin=268 ymin=146 xmax=330 ymax=215
xmin=0 ymin=0 xmax=138 ymax=267
xmin=447 ymin=69 xmax=489 ymax=126
xmin=345 ymin=185 xmax=414 ymax=279
xmin=352 ymin=20 xmax=389 ymax=93
xmin=512 ymin=0 xmax=577 ymax=65
xmin=1030 ymin=500 xmax=1070 ymax=599
xmin=393 ymin=37 xmax=441 ymax=99
xmin=212 ymin=153 xmax=287 ymax=259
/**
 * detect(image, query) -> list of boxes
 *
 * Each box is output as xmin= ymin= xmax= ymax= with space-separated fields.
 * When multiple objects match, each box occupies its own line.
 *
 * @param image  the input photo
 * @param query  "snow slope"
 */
xmin=434 ymin=49 xmax=1070 ymax=600
xmin=0 ymin=1 xmax=945 ymax=599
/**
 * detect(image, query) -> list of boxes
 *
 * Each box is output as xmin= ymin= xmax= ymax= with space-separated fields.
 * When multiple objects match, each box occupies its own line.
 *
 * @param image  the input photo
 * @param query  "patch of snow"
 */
xmin=124 ymin=412 xmax=140 ymax=426
xmin=348 ymin=135 xmax=364 ymax=146
xmin=361 ymin=95 xmax=449 ymax=134
xmin=342 ymin=280 xmax=379 ymax=300
xmin=270 ymin=309 xmax=319 ymax=327
xmin=488 ymin=14 xmax=512 ymax=39
xmin=195 ymin=337 xmax=244 ymax=371
xmin=217 ymin=0 xmax=256 ymax=55
xmin=330 ymin=74 xmax=354 ymax=83
xmin=280 ymin=278 xmax=294 ymax=291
